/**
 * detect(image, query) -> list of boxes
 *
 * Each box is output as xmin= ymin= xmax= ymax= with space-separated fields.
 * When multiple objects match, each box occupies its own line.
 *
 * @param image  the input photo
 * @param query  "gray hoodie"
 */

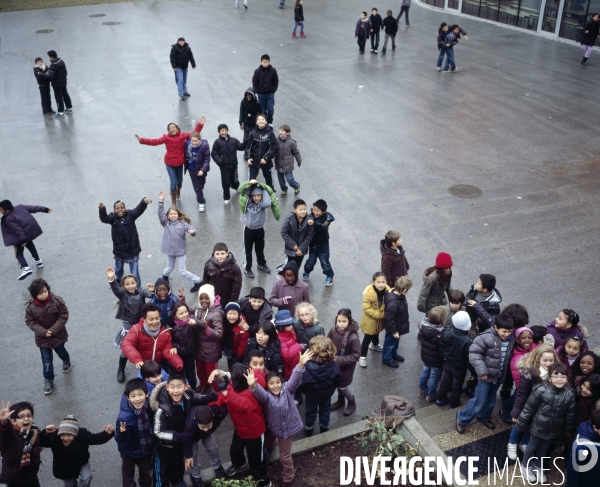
xmin=241 ymin=188 xmax=272 ymax=229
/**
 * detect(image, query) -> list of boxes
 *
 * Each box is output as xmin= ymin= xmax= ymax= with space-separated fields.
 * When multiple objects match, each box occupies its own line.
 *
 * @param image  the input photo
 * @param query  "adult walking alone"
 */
xmin=0 ymin=200 xmax=52 ymax=281
xmin=38 ymin=50 xmax=72 ymax=118
xmin=135 ymin=116 xmax=205 ymax=207
xmin=252 ymin=54 xmax=279 ymax=125
xmin=581 ymin=13 xmax=600 ymax=66
xmin=170 ymin=37 xmax=196 ymax=101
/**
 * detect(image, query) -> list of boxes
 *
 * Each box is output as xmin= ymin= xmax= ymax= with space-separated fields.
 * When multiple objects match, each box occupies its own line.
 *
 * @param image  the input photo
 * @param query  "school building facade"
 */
xmin=421 ymin=0 xmax=599 ymax=42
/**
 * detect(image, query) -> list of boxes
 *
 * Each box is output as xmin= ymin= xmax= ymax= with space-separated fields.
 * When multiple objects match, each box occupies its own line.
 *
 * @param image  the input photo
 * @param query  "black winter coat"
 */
xmin=40 ymin=428 xmax=113 ymax=480
xmin=516 ymin=383 xmax=576 ymax=439
xmin=166 ymin=315 xmax=198 ymax=357
xmin=511 ymin=365 xmax=545 ymax=419
xmin=180 ymin=403 xmax=228 ymax=458
xmin=380 ymin=240 xmax=409 ymax=288
xmin=420 ymin=322 xmax=445 ymax=368
xmin=170 ymin=42 xmax=196 ymax=69
xmin=211 ymin=136 xmax=244 ymax=170
xmin=109 ymin=279 xmax=152 ymax=324
xmin=298 ymin=360 xmax=341 ymax=404
xmin=244 ymin=125 xmax=277 ymax=169
xmin=582 ymin=20 xmax=600 ymax=47
xmin=294 ymin=4 xmax=304 ymax=22
xmin=99 ymin=198 xmax=148 ymax=260
xmin=239 ymin=88 xmax=262 ymax=128
xmin=0 ymin=423 xmax=42 ymax=486
xmin=33 ymin=66 xmax=50 ymax=86
xmin=383 ymin=292 xmax=410 ymax=335
xmin=280 ymin=213 xmax=315 ymax=257
xmin=244 ymin=338 xmax=283 ymax=376
xmin=383 ymin=16 xmax=398 ymax=35
xmin=39 ymin=58 xmax=67 ymax=86
xmin=440 ymin=328 xmax=471 ymax=368
xmin=238 ymin=296 xmax=274 ymax=336
xmin=369 ymin=13 xmax=383 ymax=31
xmin=252 ymin=65 xmax=279 ymax=94
xmin=1 ymin=204 xmax=48 ymax=247
xmin=201 ymin=253 xmax=243 ymax=305
xmin=308 ymin=211 xmax=334 ymax=248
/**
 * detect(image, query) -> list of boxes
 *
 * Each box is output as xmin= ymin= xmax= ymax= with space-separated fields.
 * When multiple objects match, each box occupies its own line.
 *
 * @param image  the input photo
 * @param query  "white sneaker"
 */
xmin=507 ymin=443 xmax=517 ymax=461
xmin=19 ymin=268 xmax=33 ymax=280
xmin=519 ymin=443 xmax=528 ymax=453
xmin=520 ymin=466 xmax=537 ymax=483
xmin=224 ymin=200 xmax=230 ymax=204
xmin=198 ymin=204 xmax=205 ymax=212
xmin=369 ymin=343 xmax=383 ymax=352
xmin=534 ymin=466 xmax=547 ymax=484
xmin=359 ymin=357 xmax=367 ymax=368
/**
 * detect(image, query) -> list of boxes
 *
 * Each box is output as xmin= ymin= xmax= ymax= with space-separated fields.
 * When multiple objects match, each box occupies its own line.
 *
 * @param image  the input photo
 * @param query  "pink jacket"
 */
xmin=510 ymin=343 xmax=538 ymax=388
xmin=140 ymin=122 xmax=204 ymax=167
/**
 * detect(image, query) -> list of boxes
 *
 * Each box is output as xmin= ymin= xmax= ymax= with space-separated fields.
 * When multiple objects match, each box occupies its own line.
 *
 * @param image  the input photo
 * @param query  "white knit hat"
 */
xmin=198 ymin=284 xmax=215 ymax=307
xmin=452 ymin=311 xmax=472 ymax=332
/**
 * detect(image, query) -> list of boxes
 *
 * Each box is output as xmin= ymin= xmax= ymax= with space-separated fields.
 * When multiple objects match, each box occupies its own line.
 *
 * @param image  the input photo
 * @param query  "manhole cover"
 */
xmin=448 ymin=184 xmax=483 ymax=198
xmin=103 ymin=21 xmax=120 ymax=25
xmin=36 ymin=29 xmax=54 ymax=33
xmin=89 ymin=14 xmax=105 ymax=17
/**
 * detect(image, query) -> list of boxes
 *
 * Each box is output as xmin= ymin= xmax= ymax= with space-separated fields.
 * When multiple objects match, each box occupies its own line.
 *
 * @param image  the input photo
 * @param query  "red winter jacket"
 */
xmin=139 ymin=122 xmax=204 ymax=167
xmin=278 ymin=330 xmax=303 ymax=380
xmin=121 ymin=319 xmax=183 ymax=370
xmin=222 ymin=383 xmax=266 ymax=439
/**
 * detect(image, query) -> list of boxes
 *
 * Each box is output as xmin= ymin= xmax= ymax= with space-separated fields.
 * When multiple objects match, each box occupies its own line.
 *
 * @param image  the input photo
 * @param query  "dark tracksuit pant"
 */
xmin=244 ymin=227 xmax=266 ymax=270
xmin=188 ymin=170 xmax=206 ymax=204
xmin=220 ymin=167 xmax=239 ymax=200
xmin=15 ymin=241 xmax=40 ymax=268
xmin=52 ymin=84 xmax=72 ymax=113
xmin=39 ymin=84 xmax=53 ymax=113
xmin=230 ymin=431 xmax=270 ymax=487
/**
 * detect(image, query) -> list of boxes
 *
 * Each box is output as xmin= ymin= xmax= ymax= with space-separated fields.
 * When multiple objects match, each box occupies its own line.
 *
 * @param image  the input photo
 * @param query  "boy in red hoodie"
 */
xmin=121 ymin=304 xmax=184 ymax=372
xmin=275 ymin=310 xmax=303 ymax=380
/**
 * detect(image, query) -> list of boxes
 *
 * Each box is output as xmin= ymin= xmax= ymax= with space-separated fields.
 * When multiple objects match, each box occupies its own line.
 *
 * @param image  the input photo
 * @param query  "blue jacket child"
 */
xmin=148 ymin=277 xmax=181 ymax=323
xmin=184 ymin=136 xmax=211 ymax=208
xmin=115 ymin=380 xmax=154 ymax=459
xmin=566 ymin=416 xmax=600 ymax=487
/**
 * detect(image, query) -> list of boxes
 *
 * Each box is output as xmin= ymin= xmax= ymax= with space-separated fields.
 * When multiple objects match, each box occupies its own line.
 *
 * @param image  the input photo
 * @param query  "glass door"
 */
xmin=538 ymin=0 xmax=565 ymax=34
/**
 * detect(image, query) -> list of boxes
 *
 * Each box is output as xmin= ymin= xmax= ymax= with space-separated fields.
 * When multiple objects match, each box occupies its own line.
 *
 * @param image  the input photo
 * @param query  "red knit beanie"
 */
xmin=436 ymin=252 xmax=453 ymax=268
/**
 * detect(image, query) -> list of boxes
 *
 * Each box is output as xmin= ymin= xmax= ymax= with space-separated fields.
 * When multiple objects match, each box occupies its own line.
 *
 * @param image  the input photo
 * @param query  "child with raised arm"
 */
xmin=41 ymin=415 xmax=114 ymax=487
xmin=99 ymin=197 xmax=151 ymax=285
xmin=183 ymin=132 xmax=211 ymax=213
xmin=107 ymin=267 xmax=153 ymax=383
xmin=135 ymin=117 xmax=206 ymax=206
xmin=249 ymin=349 xmax=313 ymax=485
xmin=25 ymin=278 xmax=71 ymax=395
xmin=0 ymin=400 xmax=42 ymax=487
xmin=157 ymin=190 xmax=202 ymax=293
xmin=115 ymin=378 xmax=153 ymax=487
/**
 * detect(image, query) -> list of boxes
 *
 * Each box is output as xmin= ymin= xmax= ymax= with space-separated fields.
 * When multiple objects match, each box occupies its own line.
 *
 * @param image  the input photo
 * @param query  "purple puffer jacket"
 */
xmin=546 ymin=320 xmax=588 ymax=351
xmin=1 ymin=205 xmax=49 ymax=246
xmin=251 ymin=365 xmax=304 ymax=439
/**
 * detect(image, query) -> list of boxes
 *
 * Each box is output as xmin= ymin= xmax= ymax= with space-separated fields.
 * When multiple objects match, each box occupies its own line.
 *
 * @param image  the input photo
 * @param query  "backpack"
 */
xmin=375 ymin=395 xmax=415 ymax=429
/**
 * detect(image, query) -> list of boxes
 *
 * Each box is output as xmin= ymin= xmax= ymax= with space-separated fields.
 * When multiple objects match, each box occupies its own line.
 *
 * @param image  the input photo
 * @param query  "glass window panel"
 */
xmin=481 ymin=0 xmax=501 ymax=20
xmin=559 ymin=0 xmax=590 ymax=40
xmin=498 ymin=0 xmax=521 ymax=25
xmin=541 ymin=0 xmax=561 ymax=33
xmin=462 ymin=0 xmax=483 ymax=16
xmin=518 ymin=0 xmax=543 ymax=29
xmin=448 ymin=0 xmax=460 ymax=9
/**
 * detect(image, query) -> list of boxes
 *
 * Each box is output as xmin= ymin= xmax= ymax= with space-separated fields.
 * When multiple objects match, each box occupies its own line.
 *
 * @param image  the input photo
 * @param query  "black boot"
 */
xmin=190 ymin=475 xmax=205 ymax=487
xmin=320 ymin=426 xmax=329 ymax=433
xmin=582 ymin=56 xmax=589 ymax=66
xmin=117 ymin=357 xmax=127 ymax=383
xmin=382 ymin=48 xmax=386 ymax=56
xmin=305 ymin=428 xmax=314 ymax=437
xmin=463 ymin=378 xmax=476 ymax=398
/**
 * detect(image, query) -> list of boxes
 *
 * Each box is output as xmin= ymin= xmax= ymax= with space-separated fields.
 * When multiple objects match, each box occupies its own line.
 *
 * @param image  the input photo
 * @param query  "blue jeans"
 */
xmin=382 ymin=332 xmax=401 ymax=364
xmin=457 ymin=380 xmax=501 ymax=424
xmin=436 ymin=47 xmax=446 ymax=68
xmin=509 ymin=426 xmax=530 ymax=446
xmin=304 ymin=243 xmax=334 ymax=278
xmin=293 ymin=21 xmax=304 ymax=34
xmin=277 ymin=171 xmax=299 ymax=192
xmin=174 ymin=68 xmax=188 ymax=98
xmin=40 ymin=344 xmax=70 ymax=382
xmin=419 ymin=364 xmax=443 ymax=399
xmin=305 ymin=400 xmax=331 ymax=430
xmin=279 ymin=0 xmax=285 ymax=6
xmin=165 ymin=165 xmax=184 ymax=194
xmin=443 ymin=46 xmax=456 ymax=71
xmin=114 ymin=258 xmax=140 ymax=286
xmin=257 ymin=93 xmax=275 ymax=124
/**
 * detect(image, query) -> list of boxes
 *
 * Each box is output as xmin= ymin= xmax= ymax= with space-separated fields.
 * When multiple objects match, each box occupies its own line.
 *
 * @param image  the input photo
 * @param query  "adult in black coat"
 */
xmin=38 ymin=50 xmax=72 ymax=116
xmin=33 ymin=57 xmax=54 ymax=115
xmin=170 ymin=37 xmax=196 ymax=100
xmin=239 ymin=87 xmax=262 ymax=142
xmin=581 ymin=13 xmax=600 ymax=65
xmin=211 ymin=124 xmax=245 ymax=202
xmin=382 ymin=288 xmax=410 ymax=366
xmin=252 ymin=55 xmax=279 ymax=124
xmin=244 ymin=115 xmax=277 ymax=191
xmin=0 ymin=200 xmax=52 ymax=281
xmin=98 ymin=197 xmax=151 ymax=284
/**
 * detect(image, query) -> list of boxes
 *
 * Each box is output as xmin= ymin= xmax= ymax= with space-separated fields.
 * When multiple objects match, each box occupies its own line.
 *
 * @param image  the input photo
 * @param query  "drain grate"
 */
xmin=448 ymin=184 xmax=483 ymax=199
xmin=36 ymin=29 xmax=54 ymax=33
xmin=103 ymin=21 xmax=120 ymax=25
xmin=89 ymin=14 xmax=106 ymax=17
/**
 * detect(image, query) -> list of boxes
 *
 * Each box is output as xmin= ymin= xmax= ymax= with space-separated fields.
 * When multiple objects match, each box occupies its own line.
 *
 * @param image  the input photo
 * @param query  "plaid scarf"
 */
xmin=135 ymin=400 xmax=152 ymax=455
xmin=16 ymin=426 xmax=37 ymax=467
xmin=337 ymin=326 xmax=349 ymax=356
